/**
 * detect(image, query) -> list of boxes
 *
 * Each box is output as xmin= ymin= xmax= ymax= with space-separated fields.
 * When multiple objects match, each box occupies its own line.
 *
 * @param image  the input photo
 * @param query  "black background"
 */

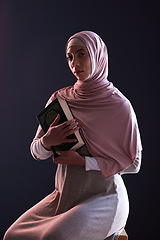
xmin=0 ymin=1 xmax=159 ymax=239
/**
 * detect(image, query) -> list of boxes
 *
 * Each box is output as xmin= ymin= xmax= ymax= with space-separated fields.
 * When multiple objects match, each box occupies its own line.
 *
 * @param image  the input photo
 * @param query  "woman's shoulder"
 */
xmin=111 ymin=88 xmax=135 ymax=118
xmin=112 ymin=88 xmax=131 ymax=107
xmin=45 ymin=86 xmax=73 ymax=107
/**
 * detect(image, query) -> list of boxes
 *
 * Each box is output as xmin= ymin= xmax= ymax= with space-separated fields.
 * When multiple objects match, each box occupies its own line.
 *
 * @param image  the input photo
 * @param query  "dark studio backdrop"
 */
xmin=0 ymin=0 xmax=159 ymax=239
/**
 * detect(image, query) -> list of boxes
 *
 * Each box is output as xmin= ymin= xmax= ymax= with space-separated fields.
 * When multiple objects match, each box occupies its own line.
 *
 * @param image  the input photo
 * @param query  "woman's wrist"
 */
xmin=76 ymin=151 xmax=85 ymax=167
xmin=41 ymin=135 xmax=51 ymax=151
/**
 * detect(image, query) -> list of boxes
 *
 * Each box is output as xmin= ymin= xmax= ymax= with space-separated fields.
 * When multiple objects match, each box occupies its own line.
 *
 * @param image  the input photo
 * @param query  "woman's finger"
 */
xmin=50 ymin=114 xmax=61 ymax=127
xmin=62 ymin=121 xmax=78 ymax=132
xmin=63 ymin=126 xmax=79 ymax=138
xmin=58 ymin=119 xmax=77 ymax=129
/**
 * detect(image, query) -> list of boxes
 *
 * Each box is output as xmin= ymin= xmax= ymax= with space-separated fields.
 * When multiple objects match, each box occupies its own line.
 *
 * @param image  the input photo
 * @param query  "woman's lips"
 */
xmin=74 ymin=70 xmax=84 ymax=76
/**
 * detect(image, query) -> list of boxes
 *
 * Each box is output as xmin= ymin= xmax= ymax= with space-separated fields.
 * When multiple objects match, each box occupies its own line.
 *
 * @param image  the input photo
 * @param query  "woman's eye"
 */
xmin=67 ymin=55 xmax=73 ymax=61
xmin=79 ymin=52 xmax=85 ymax=57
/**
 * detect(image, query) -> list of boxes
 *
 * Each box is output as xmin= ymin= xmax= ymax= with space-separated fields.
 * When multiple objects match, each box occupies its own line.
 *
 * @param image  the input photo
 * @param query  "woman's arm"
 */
xmin=30 ymin=138 xmax=53 ymax=160
xmin=31 ymin=129 xmax=141 ymax=174
xmin=31 ymin=135 xmax=101 ymax=172
xmin=120 ymin=151 xmax=142 ymax=175
xmin=30 ymin=123 xmax=50 ymax=160
xmin=85 ymin=152 xmax=142 ymax=173
xmin=31 ymin=110 xmax=102 ymax=169
xmin=30 ymin=115 xmax=79 ymax=160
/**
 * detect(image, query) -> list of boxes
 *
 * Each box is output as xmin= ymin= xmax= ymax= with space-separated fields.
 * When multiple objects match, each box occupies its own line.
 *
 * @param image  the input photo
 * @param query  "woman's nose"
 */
xmin=71 ymin=57 xmax=80 ymax=68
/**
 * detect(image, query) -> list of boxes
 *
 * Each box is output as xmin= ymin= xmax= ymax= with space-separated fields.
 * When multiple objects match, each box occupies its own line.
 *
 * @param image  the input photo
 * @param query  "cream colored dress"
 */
xmin=4 ymin=125 xmax=141 ymax=240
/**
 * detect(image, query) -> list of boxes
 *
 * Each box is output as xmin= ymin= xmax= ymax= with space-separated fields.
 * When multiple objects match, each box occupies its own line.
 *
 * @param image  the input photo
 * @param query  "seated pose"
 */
xmin=4 ymin=31 xmax=142 ymax=240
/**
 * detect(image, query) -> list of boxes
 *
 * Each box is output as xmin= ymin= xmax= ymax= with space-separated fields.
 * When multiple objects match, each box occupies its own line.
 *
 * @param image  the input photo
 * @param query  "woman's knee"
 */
xmin=3 ymin=220 xmax=21 ymax=240
xmin=3 ymin=227 xmax=15 ymax=240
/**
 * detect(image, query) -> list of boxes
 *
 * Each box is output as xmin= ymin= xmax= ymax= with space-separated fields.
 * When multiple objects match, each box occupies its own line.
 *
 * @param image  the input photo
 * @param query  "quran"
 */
xmin=37 ymin=97 xmax=85 ymax=157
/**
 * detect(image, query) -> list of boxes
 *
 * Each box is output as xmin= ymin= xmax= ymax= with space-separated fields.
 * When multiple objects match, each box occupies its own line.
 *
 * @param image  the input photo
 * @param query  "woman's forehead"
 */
xmin=66 ymin=45 xmax=87 ymax=54
xmin=66 ymin=37 xmax=85 ymax=49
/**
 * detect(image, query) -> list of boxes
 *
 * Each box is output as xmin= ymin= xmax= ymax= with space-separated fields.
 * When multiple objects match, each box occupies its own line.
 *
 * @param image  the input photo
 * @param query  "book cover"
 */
xmin=37 ymin=97 xmax=85 ymax=157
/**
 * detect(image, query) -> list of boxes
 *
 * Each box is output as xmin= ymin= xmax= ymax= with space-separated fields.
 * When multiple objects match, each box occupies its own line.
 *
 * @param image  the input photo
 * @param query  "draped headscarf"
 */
xmin=48 ymin=31 xmax=142 ymax=178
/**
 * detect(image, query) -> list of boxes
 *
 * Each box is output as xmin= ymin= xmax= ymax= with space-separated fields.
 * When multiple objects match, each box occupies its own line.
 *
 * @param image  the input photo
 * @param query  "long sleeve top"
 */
xmin=30 ymin=135 xmax=142 ymax=174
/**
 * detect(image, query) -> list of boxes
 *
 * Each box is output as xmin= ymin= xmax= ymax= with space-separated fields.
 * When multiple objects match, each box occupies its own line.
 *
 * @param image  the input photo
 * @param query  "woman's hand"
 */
xmin=53 ymin=150 xmax=85 ymax=167
xmin=41 ymin=114 xmax=79 ymax=151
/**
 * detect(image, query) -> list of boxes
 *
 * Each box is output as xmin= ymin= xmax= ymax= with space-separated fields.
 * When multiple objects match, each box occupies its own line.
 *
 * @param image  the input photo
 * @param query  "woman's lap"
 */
xmin=4 ymin=175 xmax=129 ymax=240
xmin=4 ymin=193 xmax=122 ymax=240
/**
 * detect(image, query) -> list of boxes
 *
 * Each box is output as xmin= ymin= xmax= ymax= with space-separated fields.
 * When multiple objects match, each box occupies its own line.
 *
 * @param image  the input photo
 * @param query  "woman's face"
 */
xmin=66 ymin=45 xmax=91 ymax=81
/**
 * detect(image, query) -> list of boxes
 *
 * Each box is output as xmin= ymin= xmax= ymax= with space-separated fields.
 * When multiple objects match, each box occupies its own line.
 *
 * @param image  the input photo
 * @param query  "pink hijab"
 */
xmin=49 ymin=31 xmax=142 ymax=178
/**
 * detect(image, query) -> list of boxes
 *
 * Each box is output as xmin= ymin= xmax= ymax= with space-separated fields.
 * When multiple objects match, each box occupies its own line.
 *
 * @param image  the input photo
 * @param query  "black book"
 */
xmin=37 ymin=97 xmax=85 ymax=157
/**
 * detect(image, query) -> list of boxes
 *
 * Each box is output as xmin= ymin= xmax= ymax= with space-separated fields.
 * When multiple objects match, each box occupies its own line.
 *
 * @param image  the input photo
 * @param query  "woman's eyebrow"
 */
xmin=76 ymin=48 xmax=85 ymax=53
xmin=67 ymin=48 xmax=85 ymax=55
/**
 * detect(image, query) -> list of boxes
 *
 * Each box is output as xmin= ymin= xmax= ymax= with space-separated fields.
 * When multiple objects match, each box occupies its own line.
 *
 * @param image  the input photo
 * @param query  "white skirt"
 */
xmin=4 ymin=165 xmax=129 ymax=240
